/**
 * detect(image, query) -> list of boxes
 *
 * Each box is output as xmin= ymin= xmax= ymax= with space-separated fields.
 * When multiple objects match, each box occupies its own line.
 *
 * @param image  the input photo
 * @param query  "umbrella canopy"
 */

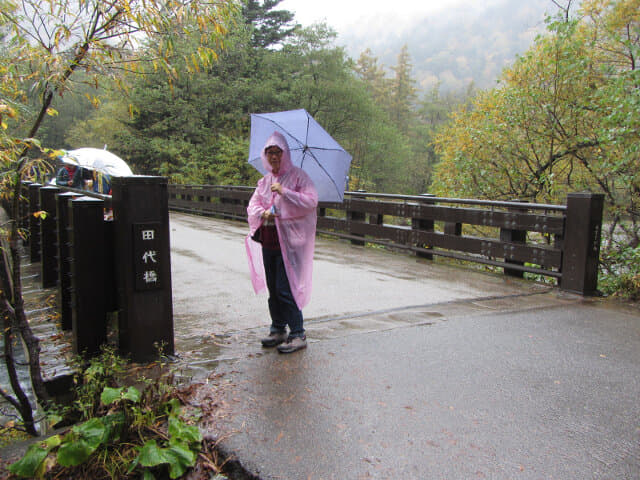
xmin=60 ymin=148 xmax=133 ymax=177
xmin=248 ymin=109 xmax=352 ymax=202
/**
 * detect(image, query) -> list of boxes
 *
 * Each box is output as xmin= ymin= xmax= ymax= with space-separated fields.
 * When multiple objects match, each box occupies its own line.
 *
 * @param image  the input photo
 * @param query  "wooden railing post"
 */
xmin=413 ymin=194 xmax=435 ymax=260
xmin=369 ymin=213 xmax=383 ymax=226
xmin=112 ymin=176 xmax=174 ymax=362
xmin=348 ymin=190 xmax=366 ymax=246
xmin=444 ymin=221 xmax=462 ymax=236
xmin=39 ymin=186 xmax=60 ymax=288
xmin=70 ymin=197 xmax=107 ymax=357
xmin=560 ymin=192 xmax=604 ymax=296
xmin=500 ymin=201 xmax=528 ymax=278
xmin=57 ymin=192 xmax=81 ymax=330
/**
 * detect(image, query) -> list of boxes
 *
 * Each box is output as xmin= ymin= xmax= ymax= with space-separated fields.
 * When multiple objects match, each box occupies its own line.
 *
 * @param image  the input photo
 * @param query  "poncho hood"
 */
xmin=261 ymin=131 xmax=293 ymax=177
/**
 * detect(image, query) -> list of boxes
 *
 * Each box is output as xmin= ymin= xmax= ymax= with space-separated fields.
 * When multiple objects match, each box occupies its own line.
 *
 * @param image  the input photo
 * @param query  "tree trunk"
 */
xmin=0 ymin=165 xmax=51 ymax=432
xmin=1 ymin=307 xmax=38 ymax=436
xmin=7 ymin=173 xmax=50 ymax=407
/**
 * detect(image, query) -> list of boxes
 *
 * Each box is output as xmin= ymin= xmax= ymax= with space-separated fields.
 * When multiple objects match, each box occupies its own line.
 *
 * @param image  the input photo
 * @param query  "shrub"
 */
xmin=9 ymin=347 xmax=205 ymax=479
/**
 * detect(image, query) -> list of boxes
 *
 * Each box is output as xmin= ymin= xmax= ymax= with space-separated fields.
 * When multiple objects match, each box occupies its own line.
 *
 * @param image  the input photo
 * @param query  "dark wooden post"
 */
xmin=70 ymin=197 xmax=107 ymax=357
xmin=369 ymin=213 xmax=383 ymax=226
xmin=103 ymin=220 xmax=118 ymax=314
xmin=413 ymin=195 xmax=435 ymax=260
xmin=347 ymin=191 xmax=366 ymax=246
xmin=500 ymin=201 xmax=528 ymax=278
xmin=560 ymin=192 xmax=604 ymax=296
xmin=28 ymin=183 xmax=42 ymax=263
xmin=39 ymin=186 xmax=60 ymax=288
xmin=444 ymin=222 xmax=462 ymax=236
xmin=112 ymin=176 xmax=174 ymax=362
xmin=57 ymin=192 xmax=81 ymax=330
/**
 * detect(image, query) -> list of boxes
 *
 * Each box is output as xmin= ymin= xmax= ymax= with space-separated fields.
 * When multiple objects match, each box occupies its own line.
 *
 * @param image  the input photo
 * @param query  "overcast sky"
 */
xmin=278 ymin=0 xmax=511 ymax=32
xmin=278 ymin=0 xmax=561 ymax=91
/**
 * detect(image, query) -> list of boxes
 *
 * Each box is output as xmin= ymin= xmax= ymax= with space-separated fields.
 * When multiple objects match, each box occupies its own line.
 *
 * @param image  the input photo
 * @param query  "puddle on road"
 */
xmin=173 ymin=329 xmax=226 ymax=382
xmin=173 ymin=313 xmax=268 ymax=381
xmin=171 ymin=247 xmax=209 ymax=263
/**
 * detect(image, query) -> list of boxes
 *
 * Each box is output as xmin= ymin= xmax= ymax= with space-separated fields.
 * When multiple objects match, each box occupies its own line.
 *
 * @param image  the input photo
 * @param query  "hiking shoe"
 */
xmin=261 ymin=331 xmax=288 ymax=348
xmin=277 ymin=336 xmax=307 ymax=354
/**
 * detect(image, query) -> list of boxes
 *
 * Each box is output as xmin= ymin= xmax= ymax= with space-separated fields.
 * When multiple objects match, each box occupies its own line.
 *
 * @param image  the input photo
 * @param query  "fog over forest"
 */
xmin=332 ymin=0 xmax=559 ymax=92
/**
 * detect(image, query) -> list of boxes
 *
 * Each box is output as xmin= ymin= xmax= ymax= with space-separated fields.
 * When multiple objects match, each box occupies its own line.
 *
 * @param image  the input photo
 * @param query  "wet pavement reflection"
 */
xmin=169 ymin=211 xmax=554 ymax=380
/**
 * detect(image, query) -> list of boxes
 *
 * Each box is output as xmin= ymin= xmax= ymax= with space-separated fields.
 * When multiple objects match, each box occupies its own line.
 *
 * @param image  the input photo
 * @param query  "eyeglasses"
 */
xmin=265 ymin=149 xmax=283 ymax=156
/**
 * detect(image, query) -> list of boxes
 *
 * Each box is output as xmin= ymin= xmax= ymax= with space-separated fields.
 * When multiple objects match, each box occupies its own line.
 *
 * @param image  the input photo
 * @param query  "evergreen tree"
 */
xmin=389 ymin=44 xmax=418 ymax=131
xmin=354 ymin=48 xmax=391 ymax=106
xmin=242 ymin=0 xmax=296 ymax=48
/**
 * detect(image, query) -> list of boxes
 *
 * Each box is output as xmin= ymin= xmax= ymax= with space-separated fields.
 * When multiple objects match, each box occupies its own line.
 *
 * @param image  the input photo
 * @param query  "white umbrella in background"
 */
xmin=61 ymin=148 xmax=133 ymax=176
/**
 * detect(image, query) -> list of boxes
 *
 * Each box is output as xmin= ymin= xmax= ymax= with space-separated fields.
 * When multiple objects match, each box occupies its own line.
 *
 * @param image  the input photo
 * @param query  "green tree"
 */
xmin=113 ymin=20 xmax=414 ymax=192
xmin=111 ymin=1 xmax=303 ymax=184
xmin=354 ymin=48 xmax=391 ymax=106
xmin=389 ymin=44 xmax=418 ymax=132
xmin=243 ymin=0 xmax=296 ymax=48
xmin=113 ymin=24 xmax=260 ymax=183
xmin=37 ymin=73 xmax=100 ymax=150
xmin=433 ymin=0 xmax=640 ymax=295
xmin=64 ymin=91 xmax=131 ymax=152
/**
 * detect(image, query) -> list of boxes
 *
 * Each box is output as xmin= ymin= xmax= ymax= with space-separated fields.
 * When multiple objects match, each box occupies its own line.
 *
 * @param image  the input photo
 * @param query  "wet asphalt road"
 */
xmin=170 ymin=211 xmax=550 ymax=370
xmin=169 ymin=212 xmax=640 ymax=479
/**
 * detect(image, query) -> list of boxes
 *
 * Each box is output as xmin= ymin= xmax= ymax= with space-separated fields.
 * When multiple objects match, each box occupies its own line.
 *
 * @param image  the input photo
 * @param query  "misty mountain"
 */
xmin=335 ymin=0 xmax=560 ymax=93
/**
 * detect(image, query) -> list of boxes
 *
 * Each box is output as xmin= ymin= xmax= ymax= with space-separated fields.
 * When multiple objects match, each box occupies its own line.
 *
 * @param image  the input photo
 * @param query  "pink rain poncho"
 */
xmin=245 ymin=132 xmax=318 ymax=309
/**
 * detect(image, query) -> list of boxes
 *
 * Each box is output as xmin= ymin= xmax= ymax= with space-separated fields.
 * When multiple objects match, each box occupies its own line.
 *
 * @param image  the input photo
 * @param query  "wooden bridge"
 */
xmin=169 ymin=185 xmax=604 ymax=296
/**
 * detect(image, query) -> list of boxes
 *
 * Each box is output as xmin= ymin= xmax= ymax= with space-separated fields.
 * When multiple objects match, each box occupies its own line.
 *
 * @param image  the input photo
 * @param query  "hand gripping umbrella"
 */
xmin=248 ymin=109 xmax=353 ymax=202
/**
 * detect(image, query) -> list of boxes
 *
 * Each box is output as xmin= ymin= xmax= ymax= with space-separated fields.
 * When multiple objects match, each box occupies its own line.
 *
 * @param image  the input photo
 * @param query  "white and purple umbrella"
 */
xmin=60 ymin=148 xmax=133 ymax=177
xmin=248 ymin=109 xmax=352 ymax=202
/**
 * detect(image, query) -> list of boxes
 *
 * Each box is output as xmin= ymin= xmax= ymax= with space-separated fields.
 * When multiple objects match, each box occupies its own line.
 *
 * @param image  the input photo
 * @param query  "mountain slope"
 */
xmin=336 ymin=0 xmax=556 ymax=92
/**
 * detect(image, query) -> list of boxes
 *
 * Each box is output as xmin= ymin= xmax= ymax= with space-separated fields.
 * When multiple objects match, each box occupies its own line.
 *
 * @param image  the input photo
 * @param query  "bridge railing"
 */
xmin=20 ymin=179 xmax=174 ymax=362
xmin=168 ymin=184 xmax=604 ymax=296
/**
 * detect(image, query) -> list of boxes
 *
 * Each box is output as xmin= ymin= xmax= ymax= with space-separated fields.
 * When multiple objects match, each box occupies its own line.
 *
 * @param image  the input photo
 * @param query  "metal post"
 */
xmin=560 ymin=192 xmax=604 ymax=296
xmin=39 ymin=186 xmax=60 ymax=288
xmin=70 ymin=197 xmax=107 ymax=357
xmin=112 ymin=176 xmax=174 ymax=362
xmin=28 ymin=183 xmax=42 ymax=263
xmin=57 ymin=192 xmax=81 ymax=330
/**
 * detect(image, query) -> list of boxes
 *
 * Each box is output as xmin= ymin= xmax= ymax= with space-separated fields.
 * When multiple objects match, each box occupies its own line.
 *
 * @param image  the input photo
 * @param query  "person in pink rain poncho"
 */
xmin=246 ymin=131 xmax=318 ymax=353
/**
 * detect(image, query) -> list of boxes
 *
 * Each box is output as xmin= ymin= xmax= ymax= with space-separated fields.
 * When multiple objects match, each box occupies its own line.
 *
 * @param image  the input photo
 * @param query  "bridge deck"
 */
xmin=171 ymin=212 xmax=640 ymax=479
xmin=170 ymin=211 xmax=554 ymax=373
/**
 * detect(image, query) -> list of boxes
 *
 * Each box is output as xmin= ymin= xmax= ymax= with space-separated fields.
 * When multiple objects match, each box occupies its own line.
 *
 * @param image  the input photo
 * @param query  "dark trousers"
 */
xmin=262 ymin=247 xmax=304 ymax=337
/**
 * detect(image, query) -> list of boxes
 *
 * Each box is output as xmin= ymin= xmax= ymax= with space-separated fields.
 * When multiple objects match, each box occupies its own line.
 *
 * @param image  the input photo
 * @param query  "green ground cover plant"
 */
xmin=8 ymin=347 xmax=211 ymax=480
